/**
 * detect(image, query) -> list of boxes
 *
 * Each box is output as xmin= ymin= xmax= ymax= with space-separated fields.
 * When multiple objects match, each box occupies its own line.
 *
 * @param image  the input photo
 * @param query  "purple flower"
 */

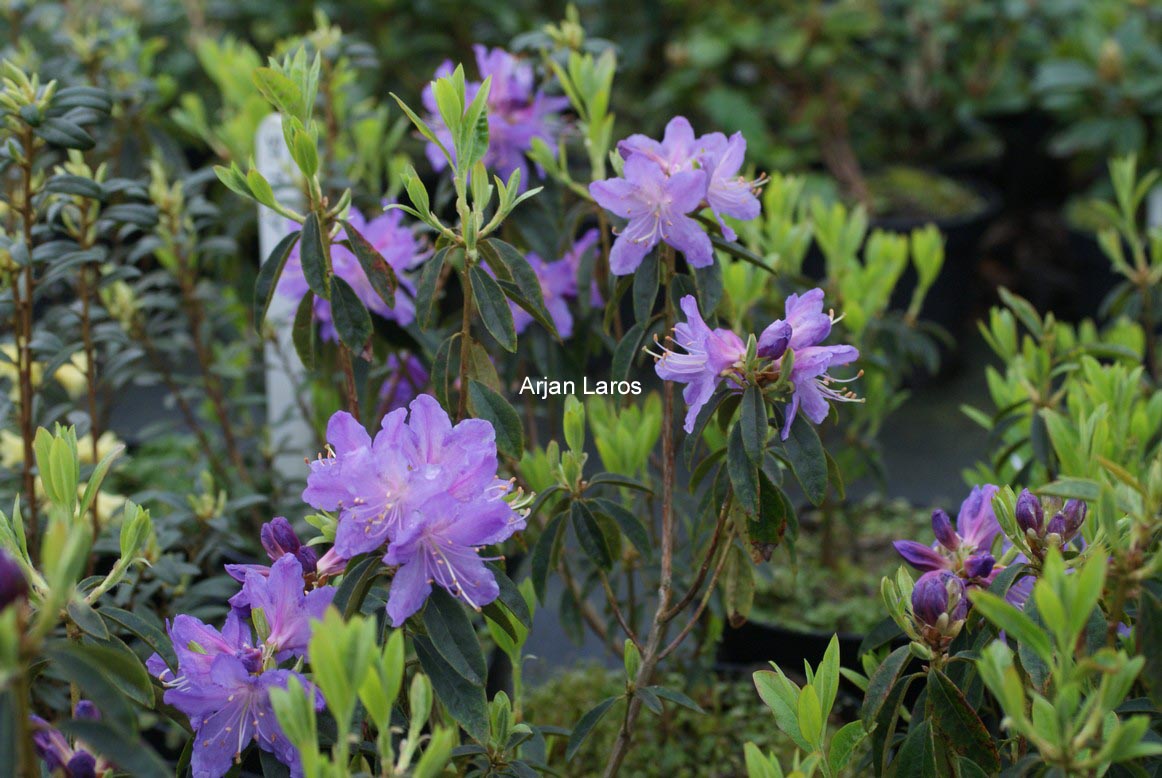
xmin=650 ymin=295 xmax=746 ymax=433
xmin=279 ymin=207 xmax=425 ymax=341
xmin=895 ymin=485 xmax=1005 ymax=589
xmin=912 ymin=570 xmax=968 ymax=627
xmin=230 ymin=555 xmax=334 ymax=661
xmin=700 ymin=132 xmax=761 ymax=241
xmin=562 ymin=228 xmax=603 ymax=309
xmin=422 ymin=47 xmax=568 ymax=186
xmin=148 ymin=613 xmax=320 ymax=778
xmin=225 ymin=518 xmax=320 ymax=602
xmin=383 ymin=493 xmax=524 ymax=626
xmin=590 ymin=155 xmax=712 ymax=274
xmin=617 ymin=116 xmax=703 ymax=175
xmin=764 ymin=289 xmax=860 ymax=439
xmin=0 ymin=548 xmax=27 ymax=609
xmin=31 ymin=702 xmax=107 ymax=778
xmin=378 ymin=353 xmax=430 ymax=413
xmin=304 ymin=396 xmax=526 ymax=622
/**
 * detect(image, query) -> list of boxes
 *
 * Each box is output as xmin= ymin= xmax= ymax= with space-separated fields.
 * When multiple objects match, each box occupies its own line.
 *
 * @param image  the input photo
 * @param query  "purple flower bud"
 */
xmin=0 ymin=549 xmax=28 ymax=610
xmin=66 ymin=751 xmax=97 ymax=778
xmin=1015 ymin=489 xmax=1043 ymax=534
xmin=912 ymin=570 xmax=967 ymax=627
xmin=964 ymin=553 xmax=995 ymax=579
xmin=261 ymin=517 xmax=301 ymax=561
xmin=1062 ymin=499 xmax=1087 ymax=536
xmin=757 ymin=320 xmax=792 ymax=360
xmin=73 ymin=700 xmax=100 ymax=721
xmin=1045 ymin=513 xmax=1066 ymax=538
xmin=931 ymin=509 xmax=959 ymax=551
xmin=295 ymin=545 xmax=320 ymax=575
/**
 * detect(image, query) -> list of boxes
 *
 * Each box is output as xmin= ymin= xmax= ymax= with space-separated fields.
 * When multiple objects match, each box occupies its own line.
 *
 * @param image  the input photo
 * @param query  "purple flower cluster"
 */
xmin=31 ymin=701 xmax=106 ymax=778
xmin=303 ymin=395 xmax=526 ymax=626
xmin=279 ymin=207 xmax=426 ymax=341
xmin=894 ymin=485 xmax=1003 ymax=589
xmin=423 ymin=46 xmax=569 ymax=186
xmin=149 ymin=519 xmax=334 ymax=778
xmin=148 ymin=607 xmax=323 ymax=778
xmin=650 ymin=289 xmax=859 ymax=437
xmin=590 ymin=116 xmax=761 ymax=275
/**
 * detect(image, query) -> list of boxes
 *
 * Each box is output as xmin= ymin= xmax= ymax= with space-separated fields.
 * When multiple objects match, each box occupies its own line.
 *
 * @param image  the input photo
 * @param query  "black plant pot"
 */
xmin=1065 ymin=227 xmax=1124 ymax=321
xmin=981 ymin=109 xmax=1070 ymax=211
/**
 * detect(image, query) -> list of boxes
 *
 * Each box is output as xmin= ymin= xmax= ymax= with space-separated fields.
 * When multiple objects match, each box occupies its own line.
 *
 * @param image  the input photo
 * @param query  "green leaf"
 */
xmin=590 ymin=498 xmax=651 ymax=558
xmin=572 ymin=501 xmax=612 ymax=570
xmin=481 ymin=239 xmax=558 ymax=338
xmin=416 ymin=247 xmax=450 ymax=329
xmin=861 ymin=645 xmax=912 ymax=729
xmin=46 ymin=643 xmax=135 ymax=726
xmin=299 ymin=213 xmax=330 ymax=298
xmin=895 ymin=719 xmax=939 ymax=778
xmin=780 ymin=414 xmax=828 ymax=506
xmin=332 ymin=555 xmax=384 ymax=619
xmin=35 ymin=118 xmax=95 ymax=150
xmin=291 ymin=291 xmax=317 ymax=369
xmin=632 ymin=252 xmax=659 ymax=322
xmin=927 ymin=669 xmax=999 ymax=774
xmin=100 ymin=606 xmax=175 ymax=670
xmin=467 ymin=380 xmax=523 ymax=459
xmin=44 ymin=174 xmax=104 ymax=200
xmin=969 ymin=589 xmax=1053 ymax=662
xmin=586 ymin=472 xmax=652 ymax=492
xmin=612 ymin=321 xmax=648 ymax=383
xmin=253 ymin=67 xmax=306 ymax=119
xmin=414 ymin=634 xmax=489 ymax=743
xmin=828 ymin=720 xmax=866 ymax=774
xmin=1137 ymin=588 xmax=1162 ymax=708
xmin=649 ymin=686 xmax=704 ymax=713
xmin=67 ymin=599 xmax=109 ymax=640
xmin=797 ymin=684 xmax=823 ymax=746
xmin=342 ymin=219 xmax=397 ymax=308
xmin=754 ymin=669 xmax=808 ymax=751
xmin=728 ymin=423 xmax=759 ymax=514
xmin=254 ymin=230 xmax=301 ymax=331
xmin=469 ymin=266 xmax=518 ymax=352
xmin=740 ymin=386 xmax=768 ymax=467
xmin=530 ymin=511 xmax=566 ymax=603
xmin=330 ymin=276 xmax=372 ymax=350
xmin=566 ymin=696 xmax=619 ymax=761
xmin=422 ymin=588 xmax=487 ymax=685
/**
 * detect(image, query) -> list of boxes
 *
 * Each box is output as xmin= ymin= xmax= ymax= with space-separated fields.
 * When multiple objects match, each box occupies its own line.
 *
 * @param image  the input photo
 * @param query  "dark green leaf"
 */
xmin=53 ymin=86 xmax=113 ymax=113
xmin=648 ymin=686 xmax=704 ymax=713
xmin=928 ymin=669 xmax=999 ymax=774
xmin=780 ymin=415 xmax=828 ymax=506
xmin=68 ymin=599 xmax=110 ymax=640
xmin=299 ymin=213 xmax=330 ymax=298
xmin=330 ymin=276 xmax=372 ymax=350
xmin=482 ymin=239 xmax=557 ymax=337
xmin=253 ymin=231 xmax=301 ymax=331
xmin=487 ymin=562 xmax=532 ymax=629
xmin=333 ymin=555 xmax=384 ymax=618
xmin=728 ymin=423 xmax=759 ymax=514
xmin=291 ymin=291 xmax=317 ymax=369
xmin=612 ymin=321 xmax=648 ymax=383
xmin=747 ymin=470 xmax=788 ymax=562
xmin=416 ymin=247 xmax=450 ymax=328
xmin=862 ymin=645 xmax=912 ymax=729
xmin=414 ymin=634 xmax=489 ymax=742
xmin=572 ymin=501 xmax=612 ymax=570
xmin=100 ymin=607 xmax=175 ymax=670
xmin=632 ymin=252 xmax=659 ymax=322
xmin=895 ymin=719 xmax=941 ymax=778
xmin=591 ymin=498 xmax=651 ymax=558
xmin=586 ymin=473 xmax=651 ymax=492
xmin=341 ymin=220 xmax=397 ymax=308
xmin=469 ymin=266 xmax=517 ymax=352
xmin=35 ymin=118 xmax=94 ymax=150
xmin=44 ymin=175 xmax=104 ymax=200
xmin=1138 ymin=588 xmax=1162 ymax=708
xmin=467 ymin=380 xmax=523 ymax=459
xmin=531 ymin=512 xmax=567 ymax=603
xmin=46 ymin=643 xmax=135 ymax=726
xmin=740 ymin=386 xmax=767 ymax=465
xmin=422 ymin=588 xmax=487 ymax=686
xmin=566 ymin=697 xmax=619 ymax=761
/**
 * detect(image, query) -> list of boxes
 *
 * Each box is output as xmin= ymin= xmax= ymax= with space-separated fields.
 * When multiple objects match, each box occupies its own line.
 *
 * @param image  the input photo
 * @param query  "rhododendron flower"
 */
xmin=230 ymin=555 xmax=334 ymax=660
xmin=279 ymin=207 xmax=425 ymax=340
xmin=894 ymin=485 xmax=1007 ymax=593
xmin=701 ymin=132 xmax=761 ymax=241
xmin=912 ymin=569 xmax=968 ymax=627
xmin=226 ymin=517 xmax=319 ymax=594
xmin=651 ymin=295 xmax=746 ymax=433
xmin=147 ymin=613 xmax=320 ymax=778
xmin=31 ymin=701 xmax=107 ymax=778
xmin=422 ymin=46 xmax=568 ymax=186
xmin=304 ymin=396 xmax=525 ymax=621
xmin=617 ymin=116 xmax=703 ymax=174
xmin=765 ymin=289 xmax=860 ymax=439
xmin=590 ymin=155 xmax=711 ymax=274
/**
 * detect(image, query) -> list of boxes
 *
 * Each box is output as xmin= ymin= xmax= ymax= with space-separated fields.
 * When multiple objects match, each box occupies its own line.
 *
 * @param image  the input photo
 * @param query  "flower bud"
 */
xmin=1061 ymin=499 xmax=1086 ymax=537
xmin=757 ymin=321 xmax=791 ymax=360
xmin=295 ymin=545 xmax=319 ymax=575
xmin=73 ymin=700 xmax=100 ymax=721
xmin=931 ymin=509 xmax=959 ymax=551
xmin=261 ymin=517 xmax=301 ymax=561
xmin=963 ymin=553 xmax=995 ymax=580
xmin=1045 ymin=513 xmax=1066 ymax=542
xmin=912 ymin=570 xmax=967 ymax=627
xmin=1015 ymin=489 xmax=1043 ymax=534
xmin=0 ymin=549 xmax=28 ymax=610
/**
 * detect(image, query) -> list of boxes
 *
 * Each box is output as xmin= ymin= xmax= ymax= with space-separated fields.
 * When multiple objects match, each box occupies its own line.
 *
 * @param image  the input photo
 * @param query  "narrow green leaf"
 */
xmin=342 ymin=219 xmax=397 ymax=308
xmin=299 ymin=213 xmax=330 ymax=298
xmin=330 ymin=276 xmax=372 ymax=351
xmin=254 ymin=231 xmax=301 ymax=331
xmin=467 ymin=380 xmax=523 ymax=459
xmin=566 ymin=697 xmax=619 ymax=761
xmin=469 ymin=266 xmax=517 ymax=352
